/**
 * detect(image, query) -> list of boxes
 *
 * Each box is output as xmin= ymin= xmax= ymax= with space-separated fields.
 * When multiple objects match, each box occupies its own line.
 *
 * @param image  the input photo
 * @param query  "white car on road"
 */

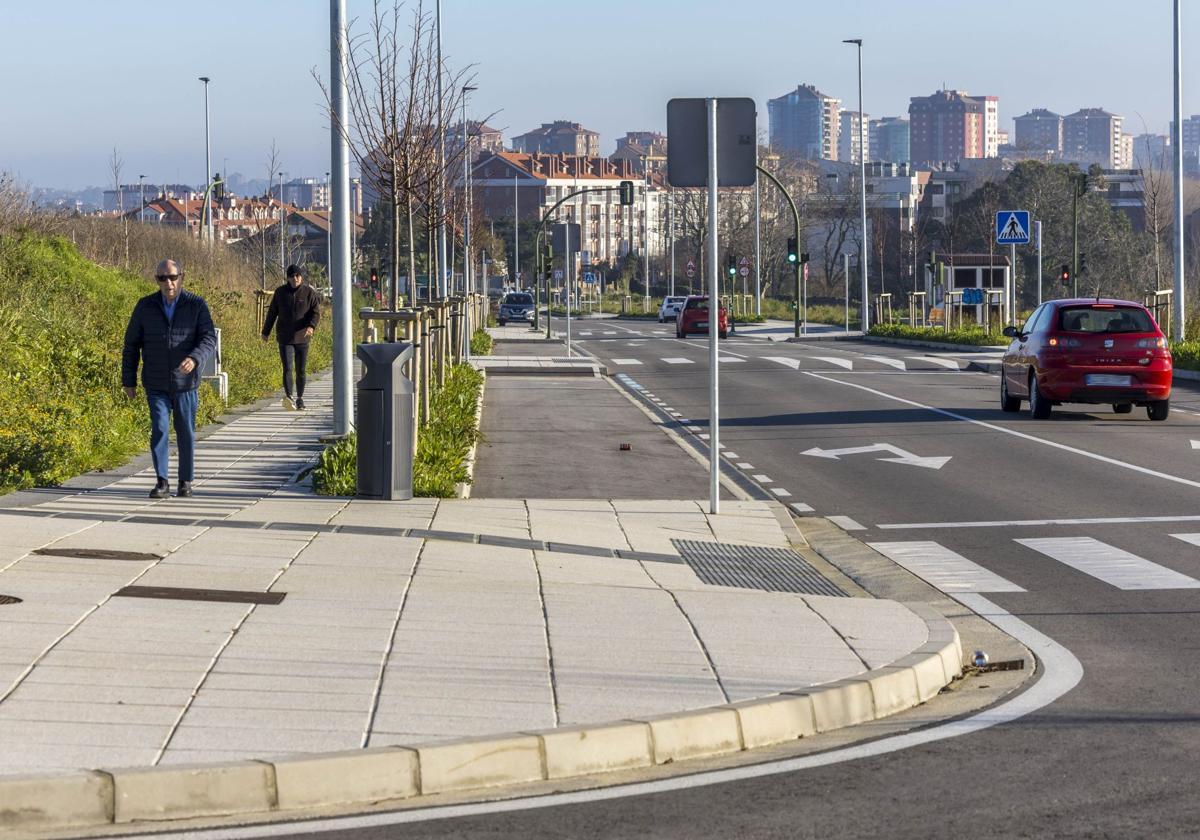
xmin=658 ymin=296 xmax=688 ymax=323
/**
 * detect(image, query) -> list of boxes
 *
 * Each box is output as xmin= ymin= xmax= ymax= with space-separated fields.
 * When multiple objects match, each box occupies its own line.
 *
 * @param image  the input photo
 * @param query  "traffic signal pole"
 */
xmin=753 ymin=164 xmax=801 ymax=338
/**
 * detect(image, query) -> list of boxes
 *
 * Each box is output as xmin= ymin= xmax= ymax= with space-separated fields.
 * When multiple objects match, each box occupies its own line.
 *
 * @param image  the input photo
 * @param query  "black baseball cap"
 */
xmin=286 ymin=264 xmax=303 ymax=278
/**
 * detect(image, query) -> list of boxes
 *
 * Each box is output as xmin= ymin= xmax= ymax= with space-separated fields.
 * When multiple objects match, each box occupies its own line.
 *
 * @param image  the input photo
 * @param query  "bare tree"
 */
xmin=109 ymin=147 xmax=130 ymax=266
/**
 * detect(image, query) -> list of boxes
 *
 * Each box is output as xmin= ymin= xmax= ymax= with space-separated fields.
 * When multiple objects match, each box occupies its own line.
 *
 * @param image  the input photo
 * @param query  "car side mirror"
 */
xmin=1002 ymin=325 xmax=1019 ymax=338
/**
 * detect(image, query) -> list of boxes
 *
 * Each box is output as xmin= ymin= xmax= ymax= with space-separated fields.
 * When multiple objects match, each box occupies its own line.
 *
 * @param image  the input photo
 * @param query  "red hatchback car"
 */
xmin=1000 ymin=298 xmax=1173 ymax=420
xmin=676 ymin=296 xmax=729 ymax=339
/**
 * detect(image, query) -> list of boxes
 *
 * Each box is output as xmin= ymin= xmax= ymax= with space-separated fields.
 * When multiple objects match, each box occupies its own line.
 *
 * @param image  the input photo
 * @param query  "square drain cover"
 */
xmin=672 ymin=540 xmax=847 ymax=597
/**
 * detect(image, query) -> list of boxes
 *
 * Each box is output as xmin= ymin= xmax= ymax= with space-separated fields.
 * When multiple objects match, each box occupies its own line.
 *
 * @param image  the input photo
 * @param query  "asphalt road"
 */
xmin=189 ymin=319 xmax=1200 ymax=838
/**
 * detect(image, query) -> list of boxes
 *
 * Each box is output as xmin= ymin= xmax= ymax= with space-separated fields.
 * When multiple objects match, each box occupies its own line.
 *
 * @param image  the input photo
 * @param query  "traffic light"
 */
xmin=800 ymin=252 xmax=810 ymax=264
xmin=1078 ymin=252 xmax=1088 ymax=275
xmin=370 ymin=267 xmax=378 ymax=290
xmin=619 ymin=180 xmax=634 ymax=206
xmin=726 ymin=254 xmax=737 ymax=277
xmin=212 ymin=174 xmax=224 ymax=201
xmin=1060 ymin=264 xmax=1071 ymax=287
xmin=787 ymin=237 xmax=798 ymax=263
xmin=543 ymin=244 xmax=553 ymax=263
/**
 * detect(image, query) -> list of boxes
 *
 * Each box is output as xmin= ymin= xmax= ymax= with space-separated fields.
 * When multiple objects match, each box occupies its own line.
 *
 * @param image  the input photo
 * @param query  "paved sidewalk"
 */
xmin=0 ymin=367 xmax=959 ymax=824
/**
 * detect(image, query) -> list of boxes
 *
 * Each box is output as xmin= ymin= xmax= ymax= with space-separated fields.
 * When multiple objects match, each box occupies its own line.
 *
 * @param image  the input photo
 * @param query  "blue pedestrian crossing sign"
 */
xmin=996 ymin=210 xmax=1031 ymax=245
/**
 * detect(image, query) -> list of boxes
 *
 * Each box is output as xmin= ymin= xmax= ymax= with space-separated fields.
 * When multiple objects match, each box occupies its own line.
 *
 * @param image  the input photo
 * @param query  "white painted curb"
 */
xmin=0 ymin=608 xmax=960 ymax=833
xmin=454 ymin=371 xmax=486 ymax=499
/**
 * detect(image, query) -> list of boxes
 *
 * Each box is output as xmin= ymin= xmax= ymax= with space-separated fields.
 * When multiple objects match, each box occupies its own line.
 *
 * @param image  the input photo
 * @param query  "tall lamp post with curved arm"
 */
xmin=843 ymin=38 xmax=869 ymax=331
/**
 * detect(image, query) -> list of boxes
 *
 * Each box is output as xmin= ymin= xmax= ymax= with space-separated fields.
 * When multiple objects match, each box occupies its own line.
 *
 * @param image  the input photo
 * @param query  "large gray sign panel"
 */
xmin=666 ymin=98 xmax=757 ymax=188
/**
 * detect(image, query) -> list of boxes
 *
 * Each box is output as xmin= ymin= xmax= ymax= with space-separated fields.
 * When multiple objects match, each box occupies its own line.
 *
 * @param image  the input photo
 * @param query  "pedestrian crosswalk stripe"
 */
xmin=828 ymin=515 xmax=866 ymax=531
xmin=662 ymin=358 xmax=694 ymax=364
xmin=910 ymin=356 xmax=963 ymax=370
xmin=1016 ymin=537 xmax=1200 ymax=590
xmin=868 ymin=541 xmax=1026 ymax=593
xmin=1171 ymin=533 xmax=1200 ymax=548
xmin=764 ymin=356 xmax=801 ymax=369
xmin=770 ymin=488 xmax=792 ymax=497
xmin=718 ymin=357 xmax=744 ymax=363
xmin=611 ymin=358 xmax=642 ymax=365
xmin=812 ymin=356 xmax=854 ymax=370
xmin=863 ymin=355 xmax=907 ymax=370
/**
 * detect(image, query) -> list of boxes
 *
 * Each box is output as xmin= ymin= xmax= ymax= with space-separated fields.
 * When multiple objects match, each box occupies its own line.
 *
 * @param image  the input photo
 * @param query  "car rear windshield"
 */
xmin=666 ymin=297 xmax=687 ymax=304
xmin=685 ymin=298 xmax=709 ymax=310
xmin=1058 ymin=305 xmax=1154 ymax=333
xmin=503 ymin=294 xmax=533 ymax=305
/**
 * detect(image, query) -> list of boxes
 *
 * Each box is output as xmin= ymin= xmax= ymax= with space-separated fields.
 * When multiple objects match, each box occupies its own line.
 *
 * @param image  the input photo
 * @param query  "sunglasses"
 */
xmin=156 ymin=274 xmax=181 ymax=282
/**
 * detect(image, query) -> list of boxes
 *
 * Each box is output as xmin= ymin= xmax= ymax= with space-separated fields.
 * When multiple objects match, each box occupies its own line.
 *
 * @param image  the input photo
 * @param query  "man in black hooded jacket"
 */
xmin=261 ymin=264 xmax=321 ymax=410
xmin=122 ymin=259 xmax=218 ymax=499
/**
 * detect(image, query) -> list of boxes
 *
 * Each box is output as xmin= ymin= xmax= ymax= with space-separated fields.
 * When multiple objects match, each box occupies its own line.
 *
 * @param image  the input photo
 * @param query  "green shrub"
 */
xmin=868 ymin=323 xmax=1008 ymax=347
xmin=470 ymin=329 xmax=493 ymax=356
xmin=1172 ymin=341 xmax=1200 ymax=371
xmin=311 ymin=434 xmax=357 ymax=496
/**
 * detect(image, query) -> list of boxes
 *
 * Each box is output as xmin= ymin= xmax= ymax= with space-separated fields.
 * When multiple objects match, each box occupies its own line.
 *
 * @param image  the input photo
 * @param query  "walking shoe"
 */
xmin=149 ymin=478 xmax=170 ymax=499
xmin=295 ymin=398 xmax=306 ymax=410
xmin=283 ymin=396 xmax=296 ymax=410
xmin=176 ymin=481 xmax=194 ymax=498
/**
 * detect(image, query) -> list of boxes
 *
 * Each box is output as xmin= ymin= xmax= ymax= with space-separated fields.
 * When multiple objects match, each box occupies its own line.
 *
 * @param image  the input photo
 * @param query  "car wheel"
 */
xmin=1000 ymin=375 xmax=1020 ymax=412
xmin=1029 ymin=374 xmax=1052 ymax=419
xmin=677 ymin=328 xmax=686 ymax=339
xmin=1112 ymin=403 xmax=1133 ymax=415
xmin=1147 ymin=399 xmax=1170 ymax=421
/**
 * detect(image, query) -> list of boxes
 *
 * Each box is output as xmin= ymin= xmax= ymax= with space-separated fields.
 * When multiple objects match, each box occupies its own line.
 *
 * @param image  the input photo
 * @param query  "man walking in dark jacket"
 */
xmin=261 ymin=264 xmax=321 ymax=410
xmin=122 ymin=259 xmax=218 ymax=499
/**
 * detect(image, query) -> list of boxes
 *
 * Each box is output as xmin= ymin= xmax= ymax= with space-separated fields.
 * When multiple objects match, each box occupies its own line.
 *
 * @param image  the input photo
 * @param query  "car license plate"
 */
xmin=1086 ymin=374 xmax=1132 ymax=387
xmin=696 ymin=321 xmax=708 ymax=330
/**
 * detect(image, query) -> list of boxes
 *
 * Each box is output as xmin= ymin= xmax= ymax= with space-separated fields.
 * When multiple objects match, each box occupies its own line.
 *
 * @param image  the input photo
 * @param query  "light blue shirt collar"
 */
xmin=161 ymin=292 xmax=179 ymax=323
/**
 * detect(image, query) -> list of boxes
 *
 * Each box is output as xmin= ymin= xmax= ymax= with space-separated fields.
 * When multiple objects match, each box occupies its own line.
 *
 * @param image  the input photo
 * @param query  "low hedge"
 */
xmin=470 ymin=329 xmax=493 ymax=356
xmin=1172 ymin=341 xmax=1200 ymax=371
xmin=868 ymin=323 xmax=1008 ymax=347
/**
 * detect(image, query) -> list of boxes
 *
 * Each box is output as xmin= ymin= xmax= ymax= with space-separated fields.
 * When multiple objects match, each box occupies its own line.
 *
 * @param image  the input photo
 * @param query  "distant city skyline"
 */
xmin=0 ymin=0 xmax=1192 ymax=189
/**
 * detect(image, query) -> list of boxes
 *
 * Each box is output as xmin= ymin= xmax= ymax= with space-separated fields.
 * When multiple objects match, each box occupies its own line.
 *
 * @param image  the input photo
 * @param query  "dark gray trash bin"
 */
xmin=356 ymin=342 xmax=415 ymax=500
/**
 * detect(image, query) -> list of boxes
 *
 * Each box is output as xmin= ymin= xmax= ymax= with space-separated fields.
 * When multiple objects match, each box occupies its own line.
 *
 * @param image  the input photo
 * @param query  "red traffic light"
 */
xmin=1060 ymin=264 xmax=1071 ymax=286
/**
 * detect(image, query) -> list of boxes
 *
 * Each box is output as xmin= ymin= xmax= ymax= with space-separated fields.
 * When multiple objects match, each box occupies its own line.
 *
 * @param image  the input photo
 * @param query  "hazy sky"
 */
xmin=1 ymin=0 xmax=1192 ymax=189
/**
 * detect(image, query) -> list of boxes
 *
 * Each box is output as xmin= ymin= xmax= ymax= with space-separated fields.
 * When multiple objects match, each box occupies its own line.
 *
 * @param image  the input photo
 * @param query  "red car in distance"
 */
xmin=676 ymin=296 xmax=729 ymax=339
xmin=1000 ymin=298 xmax=1173 ymax=420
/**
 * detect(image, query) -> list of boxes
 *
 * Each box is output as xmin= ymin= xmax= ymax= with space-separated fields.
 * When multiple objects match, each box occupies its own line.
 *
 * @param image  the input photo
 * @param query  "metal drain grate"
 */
xmin=672 ymin=540 xmax=847 ymax=597
xmin=0 ymin=595 xmax=22 ymax=606
xmin=33 ymin=548 xmax=163 ymax=562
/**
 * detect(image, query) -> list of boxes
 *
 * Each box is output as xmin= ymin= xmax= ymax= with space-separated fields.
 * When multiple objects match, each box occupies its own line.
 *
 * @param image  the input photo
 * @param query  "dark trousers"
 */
xmin=279 ymin=342 xmax=310 ymax=399
xmin=146 ymin=389 xmax=198 ymax=482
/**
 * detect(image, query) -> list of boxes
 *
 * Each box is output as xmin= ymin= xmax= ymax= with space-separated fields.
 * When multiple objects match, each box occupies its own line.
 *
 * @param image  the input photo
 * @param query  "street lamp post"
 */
xmin=1172 ymin=0 xmax=1186 ymax=341
xmin=642 ymin=155 xmax=651 ymax=311
xmin=435 ymin=0 xmax=448 ymax=299
xmin=198 ymin=76 xmax=213 ymax=243
xmin=462 ymin=84 xmax=477 ymax=355
xmin=843 ymin=39 xmax=869 ymax=331
xmin=138 ymin=174 xmax=146 ymax=223
xmin=325 ymin=171 xmax=331 ymax=283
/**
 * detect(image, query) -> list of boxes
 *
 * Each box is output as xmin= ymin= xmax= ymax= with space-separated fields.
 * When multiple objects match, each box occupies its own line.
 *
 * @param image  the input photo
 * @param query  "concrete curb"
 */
xmin=855 ymin=335 xmax=1007 ymax=353
xmin=454 ymin=371 xmax=487 ymax=499
xmin=0 ymin=609 xmax=960 ymax=833
xmin=481 ymin=365 xmax=605 ymax=377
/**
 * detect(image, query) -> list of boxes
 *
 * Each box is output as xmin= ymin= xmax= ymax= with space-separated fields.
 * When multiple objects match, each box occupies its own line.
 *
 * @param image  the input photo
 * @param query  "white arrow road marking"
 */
xmin=909 ymin=356 xmax=963 ymax=370
xmin=802 ymin=443 xmax=952 ymax=470
xmin=862 ymin=355 xmax=907 ymax=370
xmin=1192 ymin=440 xmax=1200 ymax=450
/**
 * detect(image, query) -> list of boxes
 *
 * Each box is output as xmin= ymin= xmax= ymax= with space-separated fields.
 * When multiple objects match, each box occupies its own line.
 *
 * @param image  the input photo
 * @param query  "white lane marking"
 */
xmin=804 ymin=370 xmax=1200 ymax=493
xmin=718 ymin=357 xmax=745 ymax=363
xmin=579 ymin=331 xmax=593 ymax=336
xmin=687 ymin=426 xmax=702 ymax=432
xmin=770 ymin=488 xmax=792 ymax=497
xmin=790 ymin=502 xmax=815 ymax=513
xmin=611 ymin=358 xmax=642 ymax=366
xmin=737 ymin=462 xmax=755 ymax=469
xmin=828 ymin=515 xmax=866 ymax=531
xmin=669 ymin=411 xmax=682 ymax=417
xmin=724 ymin=452 xmax=740 ymax=459
xmin=699 ymin=434 xmax=710 ymax=440
xmin=662 ymin=358 xmax=694 ymax=365
xmin=1015 ymin=537 xmax=1200 ymax=590
xmin=879 ymin=513 xmax=1200 ymax=530
xmin=752 ymin=474 xmax=773 ymax=482
xmin=603 ymin=331 xmax=618 ymax=335
xmin=910 ymin=356 xmax=964 ymax=370
xmin=1172 ymin=533 xmax=1200 ymax=548
xmin=869 ymin=541 xmax=1025 ymax=593
xmin=764 ymin=356 xmax=802 ymax=369
xmin=145 ymin=598 xmax=1081 ymax=839
xmin=863 ymin=354 xmax=907 ymax=370
xmin=1192 ymin=440 xmax=1200 ymax=449
xmin=812 ymin=356 xmax=854 ymax=370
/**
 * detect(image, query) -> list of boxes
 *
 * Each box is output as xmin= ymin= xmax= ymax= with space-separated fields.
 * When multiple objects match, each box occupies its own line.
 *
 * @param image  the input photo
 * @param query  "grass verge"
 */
xmin=470 ymin=329 xmax=493 ymax=356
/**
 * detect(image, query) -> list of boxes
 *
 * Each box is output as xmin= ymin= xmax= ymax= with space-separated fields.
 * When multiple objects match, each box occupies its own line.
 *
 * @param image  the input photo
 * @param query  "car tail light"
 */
xmin=1047 ymin=336 xmax=1082 ymax=348
xmin=1137 ymin=337 xmax=1166 ymax=349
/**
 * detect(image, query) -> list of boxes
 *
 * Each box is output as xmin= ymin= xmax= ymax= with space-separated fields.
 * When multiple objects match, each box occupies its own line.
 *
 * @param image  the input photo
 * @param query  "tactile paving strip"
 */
xmin=672 ymin=540 xmax=847 ymax=597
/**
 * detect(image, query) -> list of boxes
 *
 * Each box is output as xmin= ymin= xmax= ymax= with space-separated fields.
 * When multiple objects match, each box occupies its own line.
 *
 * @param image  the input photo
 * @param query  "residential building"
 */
xmin=983 ymin=96 xmax=1000 ymax=158
xmin=271 ymin=178 xmax=329 ymax=211
xmin=871 ymin=117 xmax=911 ymax=163
xmin=767 ymin=83 xmax=841 ymax=161
xmin=1169 ymin=114 xmax=1200 ymax=174
xmin=838 ymin=110 xmax=870 ymax=164
xmin=446 ymin=120 xmax=504 ymax=156
xmin=1119 ymin=134 xmax=1134 ymax=169
xmin=1062 ymin=108 xmax=1125 ymax=169
xmin=512 ymin=121 xmax=600 ymax=157
xmin=102 ymin=183 xmax=192 ymax=212
xmin=610 ymin=131 xmax=668 ymax=175
xmin=908 ymin=89 xmax=990 ymax=166
xmin=1013 ymin=109 xmax=1063 ymax=156
xmin=1099 ymin=169 xmax=1147 ymax=230
xmin=469 ymin=151 xmax=662 ymax=269
xmin=1133 ymin=133 xmax=1170 ymax=168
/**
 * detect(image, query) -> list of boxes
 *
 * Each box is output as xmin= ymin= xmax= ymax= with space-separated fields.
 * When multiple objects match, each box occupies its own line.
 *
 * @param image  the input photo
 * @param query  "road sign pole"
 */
xmin=1010 ymin=242 xmax=1016 ymax=325
xmin=844 ymin=252 xmax=850 ymax=332
xmin=803 ymin=261 xmax=808 ymax=335
xmin=754 ymin=178 xmax=762 ymax=317
xmin=706 ymin=98 xmax=720 ymax=516
xmin=565 ymin=224 xmax=571 ymax=357
xmin=1036 ymin=220 xmax=1043 ymax=306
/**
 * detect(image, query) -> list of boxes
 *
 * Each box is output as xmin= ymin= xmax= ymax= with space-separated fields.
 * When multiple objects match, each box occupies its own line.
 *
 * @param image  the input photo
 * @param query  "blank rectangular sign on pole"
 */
xmin=666 ymin=98 xmax=757 ymax=188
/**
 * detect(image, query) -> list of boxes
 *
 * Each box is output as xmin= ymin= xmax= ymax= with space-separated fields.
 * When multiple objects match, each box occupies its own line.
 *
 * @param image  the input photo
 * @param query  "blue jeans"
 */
xmin=146 ymin=389 xmax=198 ymax=483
